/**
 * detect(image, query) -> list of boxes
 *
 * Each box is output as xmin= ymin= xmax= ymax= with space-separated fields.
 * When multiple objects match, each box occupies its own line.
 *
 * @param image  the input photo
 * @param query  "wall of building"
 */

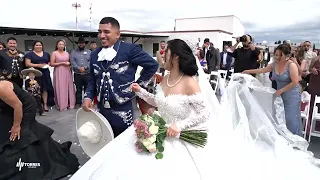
xmin=146 ymin=31 xmax=234 ymax=52
xmin=172 ymin=15 xmax=244 ymax=48
xmin=232 ymin=16 xmax=244 ymax=38
xmin=175 ymin=16 xmax=234 ymax=33
xmin=0 ymin=34 xmax=169 ymax=58
xmin=0 ymin=31 xmax=235 ymax=61
xmin=0 ymin=34 xmax=100 ymax=53
xmin=120 ymin=37 xmax=169 ymax=56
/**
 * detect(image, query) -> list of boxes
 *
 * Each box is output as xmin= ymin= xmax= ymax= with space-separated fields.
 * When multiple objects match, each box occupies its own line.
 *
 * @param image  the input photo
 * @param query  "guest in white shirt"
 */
xmin=302 ymin=41 xmax=317 ymax=91
xmin=262 ymin=48 xmax=271 ymax=68
xmin=220 ymin=45 xmax=232 ymax=71
xmin=220 ymin=45 xmax=233 ymax=79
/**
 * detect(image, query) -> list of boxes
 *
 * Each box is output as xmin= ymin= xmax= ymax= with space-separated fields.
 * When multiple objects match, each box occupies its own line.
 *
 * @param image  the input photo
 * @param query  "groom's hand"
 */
xmin=82 ymin=98 xmax=93 ymax=112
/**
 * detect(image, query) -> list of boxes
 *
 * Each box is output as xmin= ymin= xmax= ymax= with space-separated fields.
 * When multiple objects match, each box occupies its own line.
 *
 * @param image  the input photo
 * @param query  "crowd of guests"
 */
xmin=192 ymin=36 xmax=320 ymax=136
xmin=1 ymin=34 xmax=319 ymax=137
xmin=0 ymin=36 xmax=98 ymax=114
xmin=243 ymin=41 xmax=320 ymax=136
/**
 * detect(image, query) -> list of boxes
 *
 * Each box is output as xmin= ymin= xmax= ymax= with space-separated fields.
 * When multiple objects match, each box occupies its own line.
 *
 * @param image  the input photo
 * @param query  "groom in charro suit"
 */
xmin=82 ymin=17 xmax=158 ymax=137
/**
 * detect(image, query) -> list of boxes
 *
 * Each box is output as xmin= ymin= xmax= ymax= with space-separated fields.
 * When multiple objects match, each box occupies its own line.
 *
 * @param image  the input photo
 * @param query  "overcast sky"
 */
xmin=2 ymin=0 xmax=320 ymax=43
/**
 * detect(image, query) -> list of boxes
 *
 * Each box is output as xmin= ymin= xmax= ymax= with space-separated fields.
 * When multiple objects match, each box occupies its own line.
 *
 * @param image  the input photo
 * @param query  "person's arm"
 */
xmin=300 ymin=59 xmax=308 ymax=77
xmin=25 ymin=53 xmax=45 ymax=68
xmin=85 ymin=51 xmax=91 ymax=70
xmin=309 ymin=57 xmax=319 ymax=72
xmin=300 ymin=59 xmax=307 ymax=72
xmin=156 ymin=51 xmax=163 ymax=67
xmin=83 ymin=53 xmax=97 ymax=101
xmin=258 ymin=51 xmax=263 ymax=62
xmin=277 ymin=63 xmax=300 ymax=94
xmin=251 ymin=46 xmax=260 ymax=62
xmin=290 ymin=57 xmax=303 ymax=75
xmin=130 ymin=44 xmax=158 ymax=88
xmin=135 ymin=88 xmax=157 ymax=107
xmin=50 ymin=52 xmax=64 ymax=67
xmin=0 ymin=82 xmax=23 ymax=126
xmin=243 ymin=63 xmax=273 ymax=74
xmin=70 ymin=50 xmax=81 ymax=70
xmin=227 ymin=48 xmax=237 ymax=58
xmin=230 ymin=40 xmax=240 ymax=52
xmin=25 ymin=58 xmax=45 ymax=68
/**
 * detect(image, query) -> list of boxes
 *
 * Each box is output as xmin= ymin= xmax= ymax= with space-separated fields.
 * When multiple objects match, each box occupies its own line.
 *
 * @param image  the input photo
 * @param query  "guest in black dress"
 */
xmin=0 ymin=79 xmax=79 ymax=179
xmin=25 ymin=40 xmax=55 ymax=111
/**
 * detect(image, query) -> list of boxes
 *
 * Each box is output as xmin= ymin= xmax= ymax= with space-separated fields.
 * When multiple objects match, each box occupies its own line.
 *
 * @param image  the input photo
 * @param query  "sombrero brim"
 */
xmin=21 ymin=68 xmax=42 ymax=77
xmin=76 ymin=108 xmax=114 ymax=157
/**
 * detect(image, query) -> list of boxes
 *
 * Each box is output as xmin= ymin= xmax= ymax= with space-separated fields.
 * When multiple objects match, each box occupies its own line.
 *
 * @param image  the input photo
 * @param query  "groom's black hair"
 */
xmin=99 ymin=17 xmax=120 ymax=30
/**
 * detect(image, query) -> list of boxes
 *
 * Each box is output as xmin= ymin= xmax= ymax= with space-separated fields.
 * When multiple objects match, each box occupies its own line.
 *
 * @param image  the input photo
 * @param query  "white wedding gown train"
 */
xmin=71 ymin=76 xmax=320 ymax=180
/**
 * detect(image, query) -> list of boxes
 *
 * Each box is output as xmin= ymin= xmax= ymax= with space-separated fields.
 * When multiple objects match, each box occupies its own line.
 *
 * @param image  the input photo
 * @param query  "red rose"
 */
xmin=160 ymin=50 xmax=164 ymax=55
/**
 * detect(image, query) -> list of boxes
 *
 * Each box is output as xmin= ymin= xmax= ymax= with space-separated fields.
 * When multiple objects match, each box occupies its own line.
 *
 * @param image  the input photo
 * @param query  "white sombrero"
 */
xmin=21 ymin=67 xmax=42 ymax=77
xmin=76 ymin=108 xmax=114 ymax=157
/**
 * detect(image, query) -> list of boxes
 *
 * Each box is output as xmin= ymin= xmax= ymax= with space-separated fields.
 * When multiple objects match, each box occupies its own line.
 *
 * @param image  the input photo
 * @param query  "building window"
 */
xmin=153 ymin=43 xmax=159 ymax=56
xmin=24 ymin=40 xmax=34 ymax=52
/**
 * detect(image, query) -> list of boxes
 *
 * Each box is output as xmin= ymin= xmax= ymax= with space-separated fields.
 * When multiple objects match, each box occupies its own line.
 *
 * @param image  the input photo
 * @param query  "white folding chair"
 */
xmin=302 ymin=99 xmax=311 ymax=139
xmin=307 ymin=95 xmax=320 ymax=142
xmin=228 ymin=68 xmax=234 ymax=79
xmin=209 ymin=71 xmax=219 ymax=93
xmin=218 ymin=70 xmax=227 ymax=84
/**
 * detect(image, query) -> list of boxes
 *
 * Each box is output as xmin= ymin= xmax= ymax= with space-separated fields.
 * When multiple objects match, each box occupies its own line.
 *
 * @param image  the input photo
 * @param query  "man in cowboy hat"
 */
xmin=21 ymin=67 xmax=46 ymax=116
xmin=71 ymin=37 xmax=91 ymax=108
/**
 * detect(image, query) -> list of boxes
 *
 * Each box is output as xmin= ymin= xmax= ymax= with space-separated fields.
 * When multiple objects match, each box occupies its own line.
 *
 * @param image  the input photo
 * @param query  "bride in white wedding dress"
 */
xmin=70 ymin=39 xmax=320 ymax=180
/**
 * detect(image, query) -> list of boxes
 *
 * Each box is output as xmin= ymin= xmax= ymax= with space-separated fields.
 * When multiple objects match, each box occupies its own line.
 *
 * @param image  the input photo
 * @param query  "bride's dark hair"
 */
xmin=166 ymin=39 xmax=198 ymax=76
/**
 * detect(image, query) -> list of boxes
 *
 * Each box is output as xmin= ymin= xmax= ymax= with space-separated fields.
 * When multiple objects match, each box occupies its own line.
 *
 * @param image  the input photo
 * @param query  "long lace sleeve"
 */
xmin=135 ymin=88 xmax=157 ymax=107
xmin=175 ymin=94 xmax=210 ymax=131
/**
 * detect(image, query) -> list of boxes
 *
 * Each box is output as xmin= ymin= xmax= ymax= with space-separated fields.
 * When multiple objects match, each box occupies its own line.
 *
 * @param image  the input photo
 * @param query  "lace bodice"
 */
xmin=136 ymin=86 xmax=210 ymax=131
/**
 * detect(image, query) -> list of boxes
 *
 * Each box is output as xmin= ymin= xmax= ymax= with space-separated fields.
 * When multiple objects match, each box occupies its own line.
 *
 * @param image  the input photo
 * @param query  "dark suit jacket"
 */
xmin=220 ymin=52 xmax=232 ymax=70
xmin=203 ymin=46 xmax=220 ymax=72
xmin=84 ymin=40 xmax=158 ymax=106
xmin=0 ymin=49 xmax=25 ymax=79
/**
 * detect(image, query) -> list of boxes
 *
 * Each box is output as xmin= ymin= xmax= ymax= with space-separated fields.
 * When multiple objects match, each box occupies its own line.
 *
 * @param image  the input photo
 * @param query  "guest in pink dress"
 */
xmin=50 ymin=40 xmax=75 ymax=111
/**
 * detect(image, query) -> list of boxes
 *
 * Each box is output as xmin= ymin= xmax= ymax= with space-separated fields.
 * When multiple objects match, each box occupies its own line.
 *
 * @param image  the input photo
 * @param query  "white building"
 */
xmin=142 ymin=15 xmax=244 ymax=53
xmin=0 ymin=15 xmax=244 ymax=57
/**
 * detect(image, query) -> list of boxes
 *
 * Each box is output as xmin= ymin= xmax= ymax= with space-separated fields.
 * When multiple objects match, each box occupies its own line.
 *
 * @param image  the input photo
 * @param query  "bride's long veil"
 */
xmin=226 ymin=74 xmax=320 ymax=166
xmin=180 ymin=37 xmax=319 ymax=167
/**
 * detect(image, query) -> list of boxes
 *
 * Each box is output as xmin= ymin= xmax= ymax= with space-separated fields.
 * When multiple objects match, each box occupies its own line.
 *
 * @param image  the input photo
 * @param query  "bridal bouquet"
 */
xmin=134 ymin=108 xmax=207 ymax=159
